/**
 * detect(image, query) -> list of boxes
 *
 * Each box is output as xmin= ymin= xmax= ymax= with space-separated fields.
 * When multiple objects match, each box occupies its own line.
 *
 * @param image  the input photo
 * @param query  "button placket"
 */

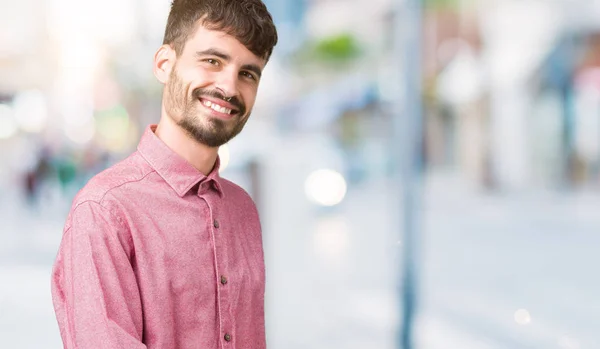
xmin=209 ymin=201 xmax=233 ymax=346
xmin=210 ymin=205 xmax=231 ymax=345
xmin=206 ymin=201 xmax=228 ymax=346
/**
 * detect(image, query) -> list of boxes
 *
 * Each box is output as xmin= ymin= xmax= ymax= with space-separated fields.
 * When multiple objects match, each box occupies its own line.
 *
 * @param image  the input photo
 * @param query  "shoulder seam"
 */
xmin=69 ymin=200 xmax=133 ymax=256
xmin=72 ymin=200 xmax=127 ymax=231
xmin=98 ymin=169 xmax=156 ymax=205
xmin=73 ymin=169 xmax=156 ymax=228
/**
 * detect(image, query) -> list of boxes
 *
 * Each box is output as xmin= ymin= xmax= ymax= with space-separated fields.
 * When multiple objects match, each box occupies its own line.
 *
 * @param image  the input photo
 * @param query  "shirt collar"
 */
xmin=137 ymin=125 xmax=224 ymax=198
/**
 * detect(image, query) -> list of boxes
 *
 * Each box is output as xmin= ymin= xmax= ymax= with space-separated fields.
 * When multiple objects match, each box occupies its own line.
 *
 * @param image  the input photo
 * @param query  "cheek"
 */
xmin=187 ymin=66 xmax=215 ymax=85
xmin=177 ymin=67 xmax=212 ymax=91
xmin=241 ymin=86 xmax=259 ymax=108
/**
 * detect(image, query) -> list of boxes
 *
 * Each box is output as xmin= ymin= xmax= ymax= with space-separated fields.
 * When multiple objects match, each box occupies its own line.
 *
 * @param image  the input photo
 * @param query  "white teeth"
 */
xmin=202 ymin=100 xmax=233 ymax=115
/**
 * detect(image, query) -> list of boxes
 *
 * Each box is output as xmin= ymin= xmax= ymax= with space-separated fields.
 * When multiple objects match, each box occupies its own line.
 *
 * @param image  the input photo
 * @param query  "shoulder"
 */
xmin=217 ymin=177 xmax=262 ymax=223
xmin=218 ymin=177 xmax=256 ymax=208
xmin=69 ymin=151 xmax=155 ymax=217
xmin=217 ymin=177 xmax=263 ymax=235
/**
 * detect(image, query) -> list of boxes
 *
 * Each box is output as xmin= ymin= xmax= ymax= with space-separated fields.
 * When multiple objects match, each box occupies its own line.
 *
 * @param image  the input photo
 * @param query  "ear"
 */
xmin=153 ymin=44 xmax=175 ymax=84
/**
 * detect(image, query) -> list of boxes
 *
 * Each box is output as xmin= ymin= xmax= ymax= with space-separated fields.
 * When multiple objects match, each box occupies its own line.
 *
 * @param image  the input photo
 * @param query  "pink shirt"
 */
xmin=51 ymin=125 xmax=266 ymax=349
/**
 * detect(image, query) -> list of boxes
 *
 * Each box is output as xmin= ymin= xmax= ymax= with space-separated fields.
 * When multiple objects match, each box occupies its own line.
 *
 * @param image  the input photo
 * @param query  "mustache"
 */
xmin=192 ymin=88 xmax=245 ymax=115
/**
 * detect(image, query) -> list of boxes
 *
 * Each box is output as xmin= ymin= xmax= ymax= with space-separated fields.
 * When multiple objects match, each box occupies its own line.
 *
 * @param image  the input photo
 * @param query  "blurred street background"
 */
xmin=1 ymin=0 xmax=600 ymax=348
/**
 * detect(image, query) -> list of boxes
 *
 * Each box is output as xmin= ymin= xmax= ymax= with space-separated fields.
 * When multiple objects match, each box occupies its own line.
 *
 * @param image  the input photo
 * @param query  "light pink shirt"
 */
xmin=51 ymin=125 xmax=266 ymax=349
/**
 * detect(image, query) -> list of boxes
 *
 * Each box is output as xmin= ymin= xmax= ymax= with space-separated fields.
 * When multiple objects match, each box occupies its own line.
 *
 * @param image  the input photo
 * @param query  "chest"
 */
xmin=129 ymin=194 xmax=265 ymax=296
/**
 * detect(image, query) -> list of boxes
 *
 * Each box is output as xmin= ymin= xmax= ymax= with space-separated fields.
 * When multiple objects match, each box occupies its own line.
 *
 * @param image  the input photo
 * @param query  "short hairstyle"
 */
xmin=163 ymin=0 xmax=278 ymax=61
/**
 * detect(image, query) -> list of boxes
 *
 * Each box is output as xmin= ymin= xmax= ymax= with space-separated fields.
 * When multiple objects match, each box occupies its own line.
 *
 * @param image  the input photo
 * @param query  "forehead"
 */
xmin=183 ymin=24 xmax=266 ymax=67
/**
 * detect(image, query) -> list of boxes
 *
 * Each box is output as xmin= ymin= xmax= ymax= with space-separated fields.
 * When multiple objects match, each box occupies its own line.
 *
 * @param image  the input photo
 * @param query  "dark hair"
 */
xmin=163 ymin=0 xmax=278 ymax=61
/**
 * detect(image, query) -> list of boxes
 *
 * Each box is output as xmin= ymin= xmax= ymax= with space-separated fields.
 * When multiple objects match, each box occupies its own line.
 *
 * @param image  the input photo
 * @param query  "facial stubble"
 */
xmin=166 ymin=68 xmax=250 ymax=148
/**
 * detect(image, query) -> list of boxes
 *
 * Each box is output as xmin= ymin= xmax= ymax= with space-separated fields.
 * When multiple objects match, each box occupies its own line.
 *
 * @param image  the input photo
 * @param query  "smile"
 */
xmin=199 ymin=98 xmax=239 ymax=116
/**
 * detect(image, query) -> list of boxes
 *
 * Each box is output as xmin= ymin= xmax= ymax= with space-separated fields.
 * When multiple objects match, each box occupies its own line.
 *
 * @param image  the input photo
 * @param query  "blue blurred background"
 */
xmin=1 ymin=0 xmax=599 ymax=348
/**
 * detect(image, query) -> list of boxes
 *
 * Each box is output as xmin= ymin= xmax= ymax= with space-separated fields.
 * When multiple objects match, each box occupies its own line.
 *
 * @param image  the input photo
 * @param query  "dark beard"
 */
xmin=166 ymin=70 xmax=249 ymax=147
xmin=178 ymin=111 xmax=248 ymax=148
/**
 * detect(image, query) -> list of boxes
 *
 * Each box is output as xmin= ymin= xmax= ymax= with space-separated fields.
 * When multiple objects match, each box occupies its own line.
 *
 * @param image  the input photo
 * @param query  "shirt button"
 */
xmin=224 ymin=333 xmax=232 ymax=342
xmin=220 ymin=275 xmax=228 ymax=285
xmin=213 ymin=219 xmax=220 ymax=228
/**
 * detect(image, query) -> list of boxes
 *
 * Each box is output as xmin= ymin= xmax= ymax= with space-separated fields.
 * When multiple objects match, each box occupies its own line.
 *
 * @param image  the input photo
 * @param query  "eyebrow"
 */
xmin=196 ymin=48 xmax=230 ymax=61
xmin=196 ymin=48 xmax=263 ymax=79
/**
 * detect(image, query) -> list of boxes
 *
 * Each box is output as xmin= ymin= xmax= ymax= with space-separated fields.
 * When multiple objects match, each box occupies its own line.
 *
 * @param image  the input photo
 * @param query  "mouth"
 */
xmin=199 ymin=97 xmax=240 ymax=118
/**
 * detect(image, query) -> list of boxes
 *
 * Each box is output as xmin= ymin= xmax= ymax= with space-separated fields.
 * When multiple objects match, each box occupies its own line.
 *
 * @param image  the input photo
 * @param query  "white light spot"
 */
xmin=514 ymin=309 xmax=532 ymax=325
xmin=218 ymin=144 xmax=230 ymax=172
xmin=59 ymin=33 xmax=102 ymax=72
xmin=65 ymin=119 xmax=95 ymax=145
xmin=304 ymin=169 xmax=347 ymax=207
xmin=0 ymin=104 xmax=18 ymax=139
xmin=13 ymin=90 xmax=48 ymax=133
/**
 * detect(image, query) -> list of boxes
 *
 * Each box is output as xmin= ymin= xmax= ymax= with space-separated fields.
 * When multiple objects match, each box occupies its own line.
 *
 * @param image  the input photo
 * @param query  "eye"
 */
xmin=240 ymin=71 xmax=257 ymax=81
xmin=204 ymin=58 xmax=220 ymax=66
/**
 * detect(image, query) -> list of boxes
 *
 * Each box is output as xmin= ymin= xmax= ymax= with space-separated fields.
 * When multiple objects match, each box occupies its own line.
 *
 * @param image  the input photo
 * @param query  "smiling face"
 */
xmin=161 ymin=24 xmax=266 ymax=148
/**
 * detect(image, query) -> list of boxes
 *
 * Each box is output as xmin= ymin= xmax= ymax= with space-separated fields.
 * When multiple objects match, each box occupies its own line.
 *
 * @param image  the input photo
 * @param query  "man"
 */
xmin=50 ymin=1 xmax=278 ymax=348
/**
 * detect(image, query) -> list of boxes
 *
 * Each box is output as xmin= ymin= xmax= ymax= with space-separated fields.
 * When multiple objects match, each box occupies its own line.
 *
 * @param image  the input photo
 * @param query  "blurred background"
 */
xmin=1 ymin=0 xmax=599 ymax=348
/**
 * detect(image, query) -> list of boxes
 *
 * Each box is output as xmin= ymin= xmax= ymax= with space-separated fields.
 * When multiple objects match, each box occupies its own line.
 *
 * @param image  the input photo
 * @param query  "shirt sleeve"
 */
xmin=51 ymin=201 xmax=146 ymax=349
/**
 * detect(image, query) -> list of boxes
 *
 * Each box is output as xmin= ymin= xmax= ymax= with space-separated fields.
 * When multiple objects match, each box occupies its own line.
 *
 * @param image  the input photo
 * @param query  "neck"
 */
xmin=154 ymin=114 xmax=218 ymax=176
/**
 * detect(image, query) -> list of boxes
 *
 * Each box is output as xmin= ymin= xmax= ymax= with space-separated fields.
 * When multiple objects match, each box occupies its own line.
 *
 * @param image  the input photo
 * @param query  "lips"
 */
xmin=201 ymin=99 xmax=234 ymax=114
xmin=198 ymin=97 xmax=241 ymax=118
xmin=191 ymin=88 xmax=245 ymax=117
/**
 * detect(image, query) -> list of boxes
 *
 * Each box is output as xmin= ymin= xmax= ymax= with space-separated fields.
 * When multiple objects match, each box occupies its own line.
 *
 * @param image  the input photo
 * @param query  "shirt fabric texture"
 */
xmin=51 ymin=125 xmax=266 ymax=349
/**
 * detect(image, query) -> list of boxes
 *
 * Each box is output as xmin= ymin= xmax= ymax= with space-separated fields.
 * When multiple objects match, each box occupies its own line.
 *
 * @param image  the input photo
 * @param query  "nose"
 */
xmin=214 ymin=69 xmax=239 ymax=99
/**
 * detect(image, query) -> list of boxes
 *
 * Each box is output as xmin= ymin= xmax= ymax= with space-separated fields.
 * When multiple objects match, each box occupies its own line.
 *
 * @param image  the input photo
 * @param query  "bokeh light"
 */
xmin=0 ymin=104 xmax=18 ymax=139
xmin=304 ymin=169 xmax=347 ymax=206
xmin=514 ymin=309 xmax=532 ymax=325
xmin=12 ymin=90 xmax=48 ymax=133
xmin=95 ymin=105 xmax=132 ymax=152
xmin=64 ymin=118 xmax=95 ymax=145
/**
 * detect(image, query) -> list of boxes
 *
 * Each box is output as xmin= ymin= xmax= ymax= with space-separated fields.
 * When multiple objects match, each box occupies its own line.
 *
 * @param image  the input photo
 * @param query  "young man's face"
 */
xmin=163 ymin=24 xmax=266 ymax=147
